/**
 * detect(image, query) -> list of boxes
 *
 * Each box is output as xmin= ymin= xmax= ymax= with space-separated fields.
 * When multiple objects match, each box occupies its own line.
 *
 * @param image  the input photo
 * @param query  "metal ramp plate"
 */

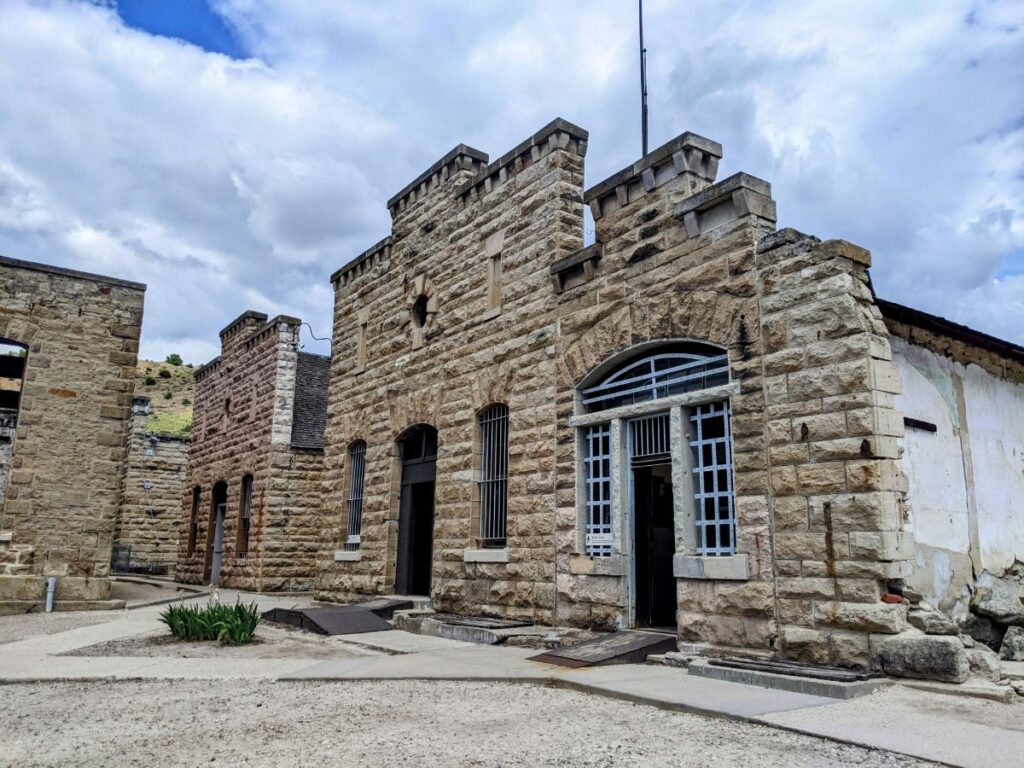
xmin=356 ymin=597 xmax=415 ymax=620
xmin=529 ymin=630 xmax=676 ymax=668
xmin=433 ymin=614 xmax=532 ymax=630
xmin=262 ymin=606 xmax=393 ymax=636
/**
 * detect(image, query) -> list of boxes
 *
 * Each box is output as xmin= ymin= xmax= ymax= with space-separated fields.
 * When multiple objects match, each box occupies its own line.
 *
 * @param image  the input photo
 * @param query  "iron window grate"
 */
xmin=478 ymin=404 xmax=509 ymax=547
xmin=689 ymin=400 xmax=736 ymax=555
xmin=583 ymin=423 xmax=613 ymax=556
xmin=629 ymin=412 xmax=671 ymax=463
xmin=345 ymin=441 xmax=366 ymax=551
xmin=581 ymin=351 xmax=729 ymax=412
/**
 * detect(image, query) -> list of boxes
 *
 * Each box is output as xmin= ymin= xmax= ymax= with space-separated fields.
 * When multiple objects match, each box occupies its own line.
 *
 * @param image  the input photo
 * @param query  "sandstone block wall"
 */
xmin=316 ymin=118 xmax=922 ymax=668
xmin=0 ymin=255 xmax=144 ymax=608
xmin=318 ymin=119 xmax=588 ymax=621
xmin=176 ymin=312 xmax=326 ymax=592
xmin=112 ymin=397 xmax=189 ymax=573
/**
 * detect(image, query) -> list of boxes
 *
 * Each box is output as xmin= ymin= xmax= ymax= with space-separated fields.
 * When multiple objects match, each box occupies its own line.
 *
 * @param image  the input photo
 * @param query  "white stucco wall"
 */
xmin=892 ymin=337 xmax=1024 ymax=615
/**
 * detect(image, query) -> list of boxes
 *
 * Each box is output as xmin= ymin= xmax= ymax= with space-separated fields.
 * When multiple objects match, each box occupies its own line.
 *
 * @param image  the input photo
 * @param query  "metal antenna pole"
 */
xmin=639 ymin=0 xmax=649 ymax=156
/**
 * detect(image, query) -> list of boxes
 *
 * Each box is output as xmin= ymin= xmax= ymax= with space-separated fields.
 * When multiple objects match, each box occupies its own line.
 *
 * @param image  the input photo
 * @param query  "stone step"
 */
xmin=687 ymin=659 xmax=891 ymax=699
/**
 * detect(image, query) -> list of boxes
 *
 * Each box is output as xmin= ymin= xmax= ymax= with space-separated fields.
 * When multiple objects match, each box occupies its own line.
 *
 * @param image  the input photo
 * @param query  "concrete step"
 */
xmin=687 ymin=659 xmax=891 ymax=699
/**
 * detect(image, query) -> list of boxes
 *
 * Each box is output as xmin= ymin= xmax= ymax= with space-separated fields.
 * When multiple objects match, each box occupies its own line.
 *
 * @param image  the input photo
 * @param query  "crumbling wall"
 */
xmin=113 ymin=399 xmax=189 ymax=574
xmin=892 ymin=335 xmax=1024 ymax=618
xmin=0 ymin=255 xmax=144 ymax=610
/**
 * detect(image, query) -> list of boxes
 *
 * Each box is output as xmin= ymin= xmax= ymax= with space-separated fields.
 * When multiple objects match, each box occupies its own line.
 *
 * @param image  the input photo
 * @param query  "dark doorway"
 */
xmin=633 ymin=463 xmax=676 ymax=628
xmin=204 ymin=480 xmax=228 ymax=584
xmin=395 ymin=425 xmax=437 ymax=596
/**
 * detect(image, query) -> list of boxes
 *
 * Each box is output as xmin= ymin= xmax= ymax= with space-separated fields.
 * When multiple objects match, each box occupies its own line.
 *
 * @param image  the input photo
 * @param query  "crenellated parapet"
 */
xmin=456 ymin=118 xmax=588 ymax=208
xmin=387 ymin=145 xmax=489 ymax=220
xmin=585 ymin=132 xmax=721 ymax=222
xmin=673 ymin=172 xmax=776 ymax=238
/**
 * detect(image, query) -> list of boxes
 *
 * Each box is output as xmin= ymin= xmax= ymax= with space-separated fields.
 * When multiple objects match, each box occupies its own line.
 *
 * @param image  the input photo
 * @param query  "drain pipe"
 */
xmin=45 ymin=576 xmax=57 ymax=613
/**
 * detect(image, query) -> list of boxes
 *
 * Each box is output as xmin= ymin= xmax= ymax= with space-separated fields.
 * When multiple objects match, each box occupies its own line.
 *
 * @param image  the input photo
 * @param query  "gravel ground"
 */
xmin=61 ymin=624 xmax=385 ymax=660
xmin=0 ymin=680 xmax=935 ymax=767
xmin=0 ymin=611 xmax=118 ymax=645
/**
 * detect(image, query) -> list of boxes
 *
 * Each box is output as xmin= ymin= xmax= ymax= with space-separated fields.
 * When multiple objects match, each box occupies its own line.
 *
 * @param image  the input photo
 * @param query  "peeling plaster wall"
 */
xmin=893 ymin=337 xmax=1024 ymax=615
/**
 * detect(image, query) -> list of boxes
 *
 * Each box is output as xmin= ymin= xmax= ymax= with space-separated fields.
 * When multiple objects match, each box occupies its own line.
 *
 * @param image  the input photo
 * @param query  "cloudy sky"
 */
xmin=0 ymin=0 xmax=1021 ymax=362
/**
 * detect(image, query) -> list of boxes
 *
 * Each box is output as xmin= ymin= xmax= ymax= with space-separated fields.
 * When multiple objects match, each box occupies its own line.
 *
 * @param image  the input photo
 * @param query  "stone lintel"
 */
xmin=463 ymin=548 xmax=510 ymax=564
xmin=331 ymin=236 xmax=393 ymax=286
xmin=457 ymin=117 xmax=589 ymax=204
xmin=386 ymin=144 xmax=489 ymax=213
xmin=673 ymin=553 xmax=750 ymax=581
xmin=585 ymin=131 xmax=722 ymax=221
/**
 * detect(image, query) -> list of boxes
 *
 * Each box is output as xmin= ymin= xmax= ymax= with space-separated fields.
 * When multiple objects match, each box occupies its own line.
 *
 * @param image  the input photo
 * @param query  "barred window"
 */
xmin=187 ymin=486 xmax=200 ymax=556
xmin=477 ymin=404 xmax=509 ymax=547
xmin=237 ymin=474 xmax=253 ymax=556
xmin=583 ymin=423 xmax=613 ymax=556
xmin=345 ymin=441 xmax=366 ymax=551
xmin=690 ymin=401 xmax=736 ymax=555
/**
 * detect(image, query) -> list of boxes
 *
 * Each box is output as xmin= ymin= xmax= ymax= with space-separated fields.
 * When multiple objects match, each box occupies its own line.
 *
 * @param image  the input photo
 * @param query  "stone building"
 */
xmin=111 ymin=396 xmax=190 ymax=575
xmin=0 ymin=254 xmax=144 ymax=613
xmin=314 ymin=116 xmax=1022 ymax=676
xmin=176 ymin=311 xmax=329 ymax=591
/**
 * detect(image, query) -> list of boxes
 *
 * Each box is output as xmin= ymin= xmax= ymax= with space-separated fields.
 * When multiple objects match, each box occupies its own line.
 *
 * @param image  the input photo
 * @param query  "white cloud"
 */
xmin=0 ymin=0 xmax=1020 ymax=362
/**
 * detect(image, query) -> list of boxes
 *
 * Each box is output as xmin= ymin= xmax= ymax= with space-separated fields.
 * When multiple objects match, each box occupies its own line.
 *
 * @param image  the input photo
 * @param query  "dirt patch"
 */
xmin=60 ymin=622 xmax=384 ymax=660
xmin=0 ymin=679 xmax=936 ymax=767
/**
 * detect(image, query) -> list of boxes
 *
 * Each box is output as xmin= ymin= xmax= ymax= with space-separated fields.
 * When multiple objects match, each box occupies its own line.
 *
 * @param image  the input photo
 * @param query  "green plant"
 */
xmin=165 ymin=353 xmax=183 ymax=366
xmin=159 ymin=600 xmax=261 ymax=645
xmin=163 ymin=391 xmax=173 ymax=400
xmin=158 ymin=368 xmax=172 ymax=379
xmin=181 ymin=398 xmax=191 ymax=405
xmin=144 ymin=376 xmax=156 ymax=386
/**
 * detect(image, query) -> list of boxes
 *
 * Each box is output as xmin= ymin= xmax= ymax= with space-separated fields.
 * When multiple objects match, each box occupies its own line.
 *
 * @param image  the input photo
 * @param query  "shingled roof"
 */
xmin=290 ymin=352 xmax=330 ymax=450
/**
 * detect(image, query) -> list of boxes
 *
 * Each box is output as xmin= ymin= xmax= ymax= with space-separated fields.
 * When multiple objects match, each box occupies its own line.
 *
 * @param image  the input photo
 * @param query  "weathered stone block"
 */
xmin=813 ymin=601 xmax=907 ymax=634
xmin=874 ymin=634 xmax=969 ymax=683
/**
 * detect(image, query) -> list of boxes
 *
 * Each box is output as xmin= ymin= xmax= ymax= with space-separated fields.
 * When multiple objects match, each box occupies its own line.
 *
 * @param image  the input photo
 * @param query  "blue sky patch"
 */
xmin=115 ymin=0 xmax=246 ymax=59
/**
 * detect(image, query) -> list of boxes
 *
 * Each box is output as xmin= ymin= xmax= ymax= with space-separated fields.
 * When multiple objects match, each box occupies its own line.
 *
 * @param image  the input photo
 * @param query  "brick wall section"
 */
xmin=113 ymin=398 xmax=189 ymax=573
xmin=175 ymin=312 xmax=326 ymax=591
xmin=0 ymin=255 xmax=144 ymax=605
xmin=317 ymin=119 xmax=587 ymax=620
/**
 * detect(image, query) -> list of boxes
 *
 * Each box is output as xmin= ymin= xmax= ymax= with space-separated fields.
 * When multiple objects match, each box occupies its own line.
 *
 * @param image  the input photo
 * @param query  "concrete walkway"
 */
xmin=2 ymin=591 xmax=1021 ymax=768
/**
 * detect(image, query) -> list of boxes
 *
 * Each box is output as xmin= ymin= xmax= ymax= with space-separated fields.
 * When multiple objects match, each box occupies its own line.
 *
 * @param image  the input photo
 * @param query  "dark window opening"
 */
xmin=411 ymin=294 xmax=429 ymax=327
xmin=477 ymin=404 xmax=509 ymax=547
xmin=187 ymin=486 xmax=201 ymax=556
xmin=345 ymin=441 xmax=367 ymax=551
xmin=399 ymin=424 xmax=438 ymax=463
xmin=237 ymin=474 xmax=253 ymax=556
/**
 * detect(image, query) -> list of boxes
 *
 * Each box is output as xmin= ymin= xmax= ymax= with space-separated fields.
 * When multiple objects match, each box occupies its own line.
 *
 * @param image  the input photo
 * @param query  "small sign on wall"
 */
xmin=586 ymin=532 xmax=614 ymax=548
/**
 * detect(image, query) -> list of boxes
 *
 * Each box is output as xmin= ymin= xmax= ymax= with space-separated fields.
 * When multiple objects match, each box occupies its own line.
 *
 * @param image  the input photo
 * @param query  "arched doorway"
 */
xmin=205 ymin=480 xmax=228 ymax=584
xmin=395 ymin=425 xmax=437 ymax=596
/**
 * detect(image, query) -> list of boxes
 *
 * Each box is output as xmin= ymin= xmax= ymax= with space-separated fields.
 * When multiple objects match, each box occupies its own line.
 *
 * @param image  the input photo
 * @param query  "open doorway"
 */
xmin=629 ymin=414 xmax=677 ymax=629
xmin=205 ymin=480 xmax=228 ymax=584
xmin=0 ymin=339 xmax=27 ymax=506
xmin=395 ymin=425 xmax=437 ymax=596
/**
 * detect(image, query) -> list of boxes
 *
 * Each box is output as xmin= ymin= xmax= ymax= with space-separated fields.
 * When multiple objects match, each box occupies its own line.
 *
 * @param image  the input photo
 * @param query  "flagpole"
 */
xmin=639 ymin=0 xmax=649 ymax=156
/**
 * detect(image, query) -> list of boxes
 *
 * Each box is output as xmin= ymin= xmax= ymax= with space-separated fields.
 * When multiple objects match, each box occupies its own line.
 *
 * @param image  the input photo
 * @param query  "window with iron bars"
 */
xmin=689 ymin=401 xmax=736 ymax=555
xmin=187 ymin=486 xmax=200 ymax=556
xmin=583 ymin=423 xmax=613 ymax=556
xmin=237 ymin=474 xmax=253 ymax=556
xmin=477 ymin=404 xmax=508 ymax=547
xmin=345 ymin=441 xmax=366 ymax=551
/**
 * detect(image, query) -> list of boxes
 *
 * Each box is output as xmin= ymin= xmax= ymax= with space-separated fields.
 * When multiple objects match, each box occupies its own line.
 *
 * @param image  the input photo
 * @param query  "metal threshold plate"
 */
xmin=529 ymin=630 xmax=676 ymax=668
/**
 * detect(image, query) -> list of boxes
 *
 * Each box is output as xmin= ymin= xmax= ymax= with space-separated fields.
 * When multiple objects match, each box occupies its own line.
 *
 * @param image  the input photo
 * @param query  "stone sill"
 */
xmin=333 ymin=550 xmax=362 ymax=562
xmin=673 ymin=554 xmax=749 ymax=581
xmin=568 ymin=553 xmax=625 ymax=576
xmin=480 ymin=307 xmax=502 ymax=322
xmin=463 ymin=548 xmax=509 ymax=564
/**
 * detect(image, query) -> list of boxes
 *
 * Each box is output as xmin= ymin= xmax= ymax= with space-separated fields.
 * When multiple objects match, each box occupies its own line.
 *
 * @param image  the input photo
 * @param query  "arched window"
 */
xmin=187 ymin=486 xmax=201 ymax=556
xmin=579 ymin=342 xmax=728 ymax=413
xmin=577 ymin=342 xmax=736 ymax=559
xmin=345 ymin=441 xmax=367 ymax=551
xmin=237 ymin=474 xmax=254 ymax=556
xmin=477 ymin=404 xmax=509 ymax=547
